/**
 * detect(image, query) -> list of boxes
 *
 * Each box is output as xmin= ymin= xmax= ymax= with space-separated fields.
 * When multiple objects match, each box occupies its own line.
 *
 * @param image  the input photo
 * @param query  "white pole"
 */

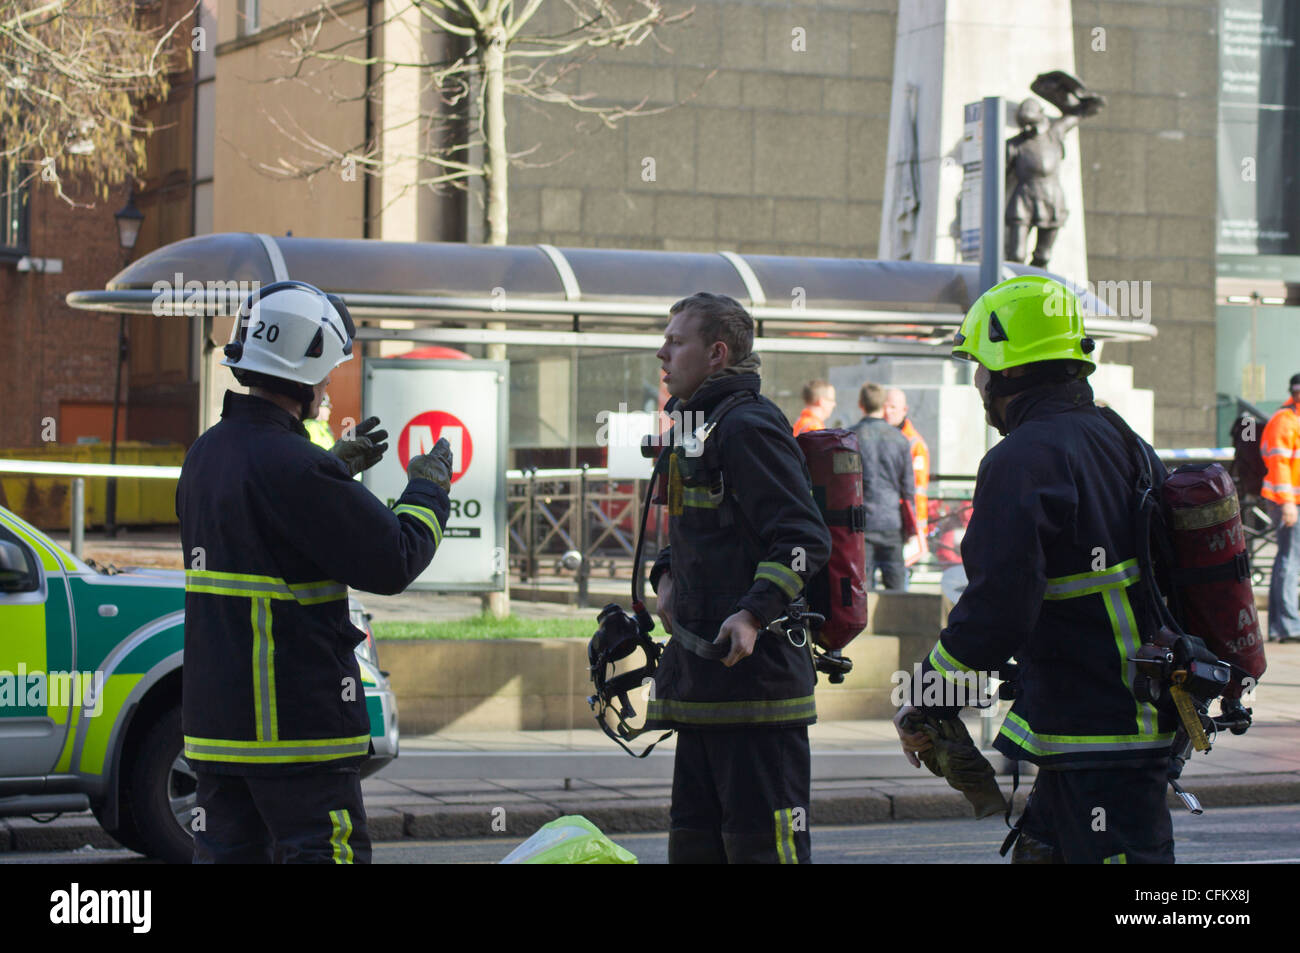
xmin=71 ymin=478 xmax=85 ymax=558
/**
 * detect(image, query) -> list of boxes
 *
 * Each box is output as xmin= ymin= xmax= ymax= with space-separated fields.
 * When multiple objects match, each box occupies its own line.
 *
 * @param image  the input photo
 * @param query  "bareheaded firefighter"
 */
xmin=177 ymin=281 xmax=453 ymax=864
xmin=647 ymin=292 xmax=831 ymax=864
xmin=894 ymin=275 xmax=1178 ymax=863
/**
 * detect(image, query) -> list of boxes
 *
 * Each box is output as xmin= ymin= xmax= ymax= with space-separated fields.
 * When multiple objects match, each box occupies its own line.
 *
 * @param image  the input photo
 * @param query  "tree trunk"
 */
xmin=482 ymin=22 xmax=509 ymax=616
xmin=482 ymin=24 xmax=509 ymax=246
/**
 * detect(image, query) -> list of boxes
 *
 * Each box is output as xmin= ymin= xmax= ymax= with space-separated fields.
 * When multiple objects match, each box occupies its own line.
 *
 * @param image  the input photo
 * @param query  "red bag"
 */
xmin=900 ymin=498 xmax=919 ymax=540
xmin=797 ymin=429 xmax=868 ymax=651
xmin=1162 ymin=464 xmax=1267 ymax=699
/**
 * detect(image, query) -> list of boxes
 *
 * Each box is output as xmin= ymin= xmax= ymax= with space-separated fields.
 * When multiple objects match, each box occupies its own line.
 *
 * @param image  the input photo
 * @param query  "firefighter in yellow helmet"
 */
xmin=894 ymin=275 xmax=1178 ymax=863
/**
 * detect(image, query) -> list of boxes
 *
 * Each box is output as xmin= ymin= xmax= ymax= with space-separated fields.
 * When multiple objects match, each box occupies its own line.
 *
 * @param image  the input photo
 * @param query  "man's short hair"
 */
xmin=670 ymin=292 xmax=754 ymax=365
xmin=859 ymin=382 xmax=885 ymax=414
xmin=802 ymin=380 xmax=833 ymax=405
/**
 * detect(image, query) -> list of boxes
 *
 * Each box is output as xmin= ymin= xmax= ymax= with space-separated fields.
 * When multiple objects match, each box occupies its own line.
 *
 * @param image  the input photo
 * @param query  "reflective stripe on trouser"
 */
xmin=774 ymin=808 xmax=800 ymax=864
xmin=193 ymin=769 xmax=372 ymax=864
xmin=330 ymin=809 xmax=355 ymax=864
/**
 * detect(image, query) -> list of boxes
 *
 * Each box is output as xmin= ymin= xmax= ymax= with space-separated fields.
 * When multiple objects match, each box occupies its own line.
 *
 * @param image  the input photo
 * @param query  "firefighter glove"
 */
xmin=407 ymin=437 xmax=454 ymax=491
xmin=330 ymin=416 xmax=389 ymax=476
xmin=900 ymin=710 xmax=1008 ymax=819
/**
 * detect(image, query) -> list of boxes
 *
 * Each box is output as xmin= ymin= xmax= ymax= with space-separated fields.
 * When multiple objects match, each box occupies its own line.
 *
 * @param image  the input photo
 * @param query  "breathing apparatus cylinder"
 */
xmin=1160 ymin=464 xmax=1266 ymax=700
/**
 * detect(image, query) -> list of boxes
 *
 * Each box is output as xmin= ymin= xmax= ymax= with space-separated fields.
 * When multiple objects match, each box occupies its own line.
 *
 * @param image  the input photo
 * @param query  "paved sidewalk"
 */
xmin=6 ymin=646 xmax=1297 ymax=854
xmin=10 ymin=528 xmax=1297 ymax=854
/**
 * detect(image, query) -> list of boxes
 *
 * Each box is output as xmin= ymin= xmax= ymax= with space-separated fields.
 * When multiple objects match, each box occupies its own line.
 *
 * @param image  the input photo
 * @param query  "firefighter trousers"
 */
xmin=668 ymin=726 xmax=811 ymax=864
xmin=193 ymin=766 xmax=371 ymax=864
xmin=1012 ymin=760 xmax=1174 ymax=864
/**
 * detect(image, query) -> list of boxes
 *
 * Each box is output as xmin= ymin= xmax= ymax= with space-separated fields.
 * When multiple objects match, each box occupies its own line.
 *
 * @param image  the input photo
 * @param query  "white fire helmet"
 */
xmin=222 ymin=280 xmax=355 ymax=385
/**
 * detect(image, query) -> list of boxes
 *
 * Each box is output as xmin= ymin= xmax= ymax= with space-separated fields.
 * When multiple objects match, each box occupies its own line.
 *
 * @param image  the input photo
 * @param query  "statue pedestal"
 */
xmin=879 ymin=0 xmax=1089 ymax=285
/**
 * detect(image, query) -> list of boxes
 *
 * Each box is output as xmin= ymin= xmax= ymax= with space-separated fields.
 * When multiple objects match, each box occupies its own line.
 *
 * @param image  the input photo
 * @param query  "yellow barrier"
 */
xmin=0 ymin=443 xmax=185 ymax=530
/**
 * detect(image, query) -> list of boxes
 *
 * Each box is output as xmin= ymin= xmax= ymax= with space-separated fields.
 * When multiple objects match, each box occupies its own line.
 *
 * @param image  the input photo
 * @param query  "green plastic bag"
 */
xmin=498 ymin=815 xmax=638 ymax=864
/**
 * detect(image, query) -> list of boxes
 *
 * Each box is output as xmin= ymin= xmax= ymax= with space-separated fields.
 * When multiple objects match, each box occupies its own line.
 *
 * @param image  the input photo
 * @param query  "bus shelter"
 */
xmin=68 ymin=232 xmax=1155 ymax=471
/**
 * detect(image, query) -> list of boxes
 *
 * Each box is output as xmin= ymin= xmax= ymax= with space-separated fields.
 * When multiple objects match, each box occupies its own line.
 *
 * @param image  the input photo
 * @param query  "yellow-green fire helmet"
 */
xmin=952 ymin=275 xmax=1097 ymax=373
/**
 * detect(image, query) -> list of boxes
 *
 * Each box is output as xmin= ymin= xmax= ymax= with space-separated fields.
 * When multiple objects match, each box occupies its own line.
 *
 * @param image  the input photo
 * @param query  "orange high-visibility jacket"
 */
xmin=792 ymin=406 xmax=825 ymax=437
xmin=900 ymin=418 xmax=931 ymax=531
xmin=1261 ymin=398 xmax=1300 ymax=506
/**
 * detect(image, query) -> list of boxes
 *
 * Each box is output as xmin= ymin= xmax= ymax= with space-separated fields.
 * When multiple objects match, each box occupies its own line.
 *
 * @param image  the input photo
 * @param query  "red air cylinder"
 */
xmin=1162 ymin=463 xmax=1267 ymax=699
xmin=797 ymin=429 xmax=868 ymax=651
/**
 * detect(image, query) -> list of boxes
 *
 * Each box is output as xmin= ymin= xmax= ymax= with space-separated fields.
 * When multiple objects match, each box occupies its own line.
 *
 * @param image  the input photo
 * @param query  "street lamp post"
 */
xmin=105 ymin=192 xmax=143 ymax=538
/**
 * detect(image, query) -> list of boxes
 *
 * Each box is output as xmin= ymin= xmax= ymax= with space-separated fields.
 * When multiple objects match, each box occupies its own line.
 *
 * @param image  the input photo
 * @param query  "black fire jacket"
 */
xmin=646 ymin=372 xmax=831 ymax=730
xmin=176 ymin=392 xmax=447 ymax=775
xmin=917 ymin=379 xmax=1177 ymax=767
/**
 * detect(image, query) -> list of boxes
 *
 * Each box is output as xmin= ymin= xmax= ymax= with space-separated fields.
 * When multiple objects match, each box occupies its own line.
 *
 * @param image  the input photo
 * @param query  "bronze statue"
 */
xmin=1005 ymin=71 xmax=1105 ymax=269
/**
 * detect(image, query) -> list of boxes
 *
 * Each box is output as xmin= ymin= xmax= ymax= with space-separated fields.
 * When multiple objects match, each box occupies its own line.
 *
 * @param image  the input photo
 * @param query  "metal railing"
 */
xmin=506 ymin=466 xmax=663 ymax=606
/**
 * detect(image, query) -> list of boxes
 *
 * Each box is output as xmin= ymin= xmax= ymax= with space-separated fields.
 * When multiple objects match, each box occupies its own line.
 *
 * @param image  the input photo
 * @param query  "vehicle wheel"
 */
xmin=92 ymin=802 xmax=150 ymax=856
xmin=128 ymin=705 xmax=197 ymax=864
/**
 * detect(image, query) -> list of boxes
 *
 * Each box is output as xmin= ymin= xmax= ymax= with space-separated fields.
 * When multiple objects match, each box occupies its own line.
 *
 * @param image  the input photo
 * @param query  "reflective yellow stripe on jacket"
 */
xmin=185 ymin=569 xmax=348 ymax=604
xmin=999 ymin=558 xmax=1172 ymax=756
xmin=392 ymin=503 xmax=443 ymax=546
xmin=184 ymin=569 xmax=352 ymax=764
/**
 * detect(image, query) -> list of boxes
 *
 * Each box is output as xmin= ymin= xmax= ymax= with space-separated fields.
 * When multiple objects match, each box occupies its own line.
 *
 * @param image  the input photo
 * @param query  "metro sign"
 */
xmin=397 ymin=410 xmax=474 ymax=484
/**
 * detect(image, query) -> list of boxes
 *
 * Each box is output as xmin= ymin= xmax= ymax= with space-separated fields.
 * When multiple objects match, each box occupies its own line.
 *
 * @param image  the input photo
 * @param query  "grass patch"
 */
xmin=373 ymin=613 xmax=596 ymax=641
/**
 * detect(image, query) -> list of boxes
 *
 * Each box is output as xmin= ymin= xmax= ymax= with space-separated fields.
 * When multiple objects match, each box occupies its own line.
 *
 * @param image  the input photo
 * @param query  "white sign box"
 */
xmin=362 ymin=359 xmax=508 ymax=591
xmin=604 ymin=410 xmax=656 ymax=480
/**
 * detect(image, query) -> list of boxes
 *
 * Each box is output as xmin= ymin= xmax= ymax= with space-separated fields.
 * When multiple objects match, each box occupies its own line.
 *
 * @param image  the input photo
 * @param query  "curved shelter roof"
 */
xmin=66 ymin=232 xmax=1156 ymax=356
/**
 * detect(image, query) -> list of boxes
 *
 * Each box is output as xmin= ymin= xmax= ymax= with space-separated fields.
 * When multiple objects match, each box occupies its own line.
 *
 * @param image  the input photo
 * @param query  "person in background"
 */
xmin=883 ymin=388 xmax=931 ymax=552
xmin=793 ymin=380 xmax=836 ymax=436
xmin=303 ymin=392 xmax=336 ymax=450
xmin=1261 ymin=372 xmax=1300 ymax=642
xmin=852 ymin=382 xmax=915 ymax=590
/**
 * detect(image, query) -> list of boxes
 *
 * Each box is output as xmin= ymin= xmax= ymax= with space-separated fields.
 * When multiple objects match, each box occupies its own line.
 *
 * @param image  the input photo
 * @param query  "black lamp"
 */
xmin=114 ymin=193 xmax=144 ymax=252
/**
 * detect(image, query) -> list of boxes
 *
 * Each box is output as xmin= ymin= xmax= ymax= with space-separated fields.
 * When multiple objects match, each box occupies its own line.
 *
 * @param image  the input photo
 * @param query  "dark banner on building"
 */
xmin=1218 ymin=0 xmax=1300 ymax=261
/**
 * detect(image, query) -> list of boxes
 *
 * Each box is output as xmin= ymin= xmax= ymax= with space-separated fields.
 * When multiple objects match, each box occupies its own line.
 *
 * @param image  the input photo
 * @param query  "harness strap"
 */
xmin=668 ymin=622 xmax=731 ymax=661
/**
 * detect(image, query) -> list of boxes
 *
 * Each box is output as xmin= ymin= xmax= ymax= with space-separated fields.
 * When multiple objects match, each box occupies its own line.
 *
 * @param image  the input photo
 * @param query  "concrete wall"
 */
xmin=201 ymin=0 xmax=1218 ymax=447
xmin=213 ymin=1 xmax=370 ymax=237
xmin=504 ymin=0 xmax=898 ymax=256
xmin=1070 ymin=0 xmax=1220 ymax=448
xmin=382 ymin=590 xmax=942 ymax=733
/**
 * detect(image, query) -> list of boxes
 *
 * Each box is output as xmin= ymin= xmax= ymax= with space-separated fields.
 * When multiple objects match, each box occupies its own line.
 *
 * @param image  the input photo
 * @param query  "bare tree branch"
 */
xmin=0 ymin=0 xmax=194 ymax=203
xmin=270 ymin=0 xmax=697 ymax=242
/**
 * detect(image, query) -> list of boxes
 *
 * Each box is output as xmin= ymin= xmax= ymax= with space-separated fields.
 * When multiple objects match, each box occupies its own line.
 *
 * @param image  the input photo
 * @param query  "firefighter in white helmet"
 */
xmin=177 ymin=280 xmax=453 ymax=863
